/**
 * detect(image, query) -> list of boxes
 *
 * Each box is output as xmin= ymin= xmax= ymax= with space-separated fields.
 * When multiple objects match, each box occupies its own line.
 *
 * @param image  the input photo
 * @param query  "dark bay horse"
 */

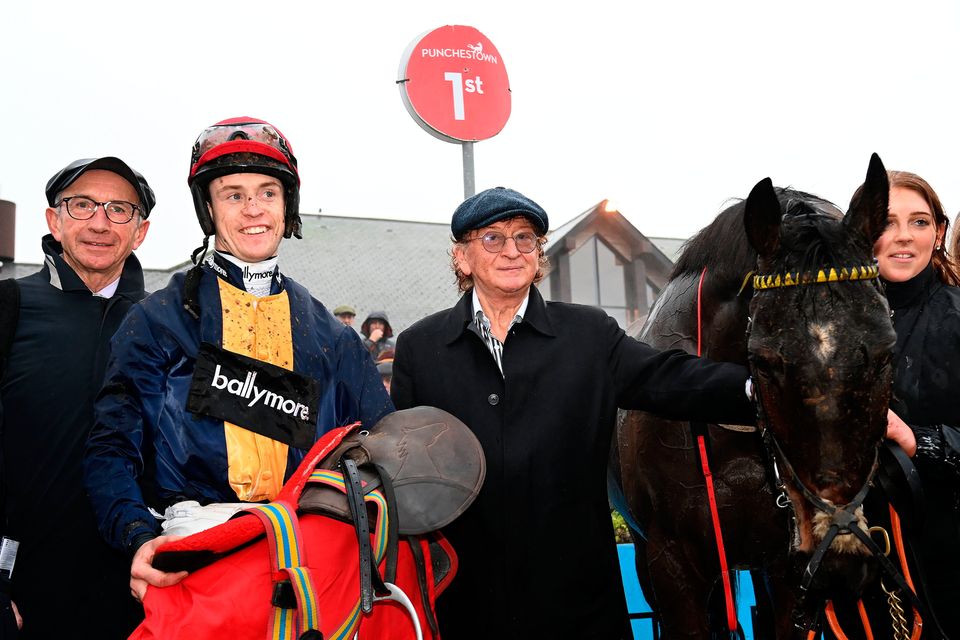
xmin=610 ymin=154 xmax=898 ymax=638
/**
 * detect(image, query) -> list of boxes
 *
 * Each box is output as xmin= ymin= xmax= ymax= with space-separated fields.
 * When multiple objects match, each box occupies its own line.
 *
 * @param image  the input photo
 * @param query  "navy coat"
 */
xmin=1 ymin=234 xmax=145 ymax=637
xmin=84 ymin=257 xmax=393 ymax=554
xmin=391 ymin=286 xmax=754 ymax=639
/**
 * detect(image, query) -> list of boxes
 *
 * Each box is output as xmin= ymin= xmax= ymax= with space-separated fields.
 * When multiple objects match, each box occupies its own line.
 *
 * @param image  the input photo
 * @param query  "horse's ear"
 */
xmin=744 ymin=177 xmax=781 ymax=259
xmin=844 ymin=153 xmax=889 ymax=247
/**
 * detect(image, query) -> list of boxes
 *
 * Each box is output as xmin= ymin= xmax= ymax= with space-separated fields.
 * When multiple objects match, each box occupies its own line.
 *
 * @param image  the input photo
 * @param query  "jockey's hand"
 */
xmin=885 ymin=409 xmax=917 ymax=457
xmin=130 ymin=535 xmax=188 ymax=602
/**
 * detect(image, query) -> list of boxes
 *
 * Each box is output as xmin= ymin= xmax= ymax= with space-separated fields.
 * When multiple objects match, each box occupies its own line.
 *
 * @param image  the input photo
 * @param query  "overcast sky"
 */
xmin=2 ymin=1 xmax=958 ymax=269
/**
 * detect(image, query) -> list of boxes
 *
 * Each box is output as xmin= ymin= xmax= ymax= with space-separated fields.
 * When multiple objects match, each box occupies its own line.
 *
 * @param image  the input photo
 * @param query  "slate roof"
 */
xmin=647 ymin=237 xmax=686 ymax=264
xmin=0 ymin=262 xmax=41 ymax=280
xmin=0 ymin=214 xmax=685 ymax=336
xmin=0 ymin=259 xmax=180 ymax=293
xmin=276 ymin=215 xmax=460 ymax=334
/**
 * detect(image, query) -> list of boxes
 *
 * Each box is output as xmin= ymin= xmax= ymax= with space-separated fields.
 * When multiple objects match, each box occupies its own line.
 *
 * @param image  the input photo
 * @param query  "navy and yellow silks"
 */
xmin=85 ymin=257 xmax=394 ymax=553
xmin=219 ymin=280 xmax=295 ymax=501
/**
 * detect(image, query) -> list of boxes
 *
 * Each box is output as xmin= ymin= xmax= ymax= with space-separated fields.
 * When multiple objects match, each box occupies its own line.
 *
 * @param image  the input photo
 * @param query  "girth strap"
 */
xmin=304 ymin=468 xmax=392 ymax=640
xmin=341 ymin=456 xmax=390 ymax=613
xmin=408 ymin=537 xmax=439 ymax=635
xmin=247 ymin=501 xmax=321 ymax=640
xmin=370 ymin=462 xmax=400 ymax=585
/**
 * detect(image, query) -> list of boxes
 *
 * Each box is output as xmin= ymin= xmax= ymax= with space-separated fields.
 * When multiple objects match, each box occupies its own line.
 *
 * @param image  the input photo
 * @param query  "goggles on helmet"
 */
xmin=187 ymin=116 xmax=303 ymax=240
xmin=189 ymin=118 xmax=299 ymax=185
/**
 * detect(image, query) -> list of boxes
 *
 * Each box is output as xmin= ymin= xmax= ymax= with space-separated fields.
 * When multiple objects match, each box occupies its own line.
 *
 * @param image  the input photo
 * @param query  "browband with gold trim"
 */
xmin=752 ymin=264 xmax=879 ymax=291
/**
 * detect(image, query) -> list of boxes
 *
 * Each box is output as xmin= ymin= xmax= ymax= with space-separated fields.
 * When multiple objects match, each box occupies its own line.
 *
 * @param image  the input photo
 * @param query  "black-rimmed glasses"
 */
xmin=57 ymin=196 xmax=141 ymax=224
xmin=466 ymin=231 xmax=540 ymax=254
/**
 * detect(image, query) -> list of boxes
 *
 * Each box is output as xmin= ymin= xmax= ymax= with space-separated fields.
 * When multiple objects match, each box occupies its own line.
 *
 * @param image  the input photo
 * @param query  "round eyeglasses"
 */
xmin=57 ymin=196 xmax=141 ymax=224
xmin=466 ymin=231 xmax=540 ymax=254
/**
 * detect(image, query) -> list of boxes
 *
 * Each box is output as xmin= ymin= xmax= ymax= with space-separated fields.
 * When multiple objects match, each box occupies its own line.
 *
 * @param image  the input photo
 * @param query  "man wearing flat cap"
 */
xmin=332 ymin=304 xmax=357 ymax=327
xmin=391 ymin=187 xmax=756 ymax=639
xmin=0 ymin=157 xmax=153 ymax=637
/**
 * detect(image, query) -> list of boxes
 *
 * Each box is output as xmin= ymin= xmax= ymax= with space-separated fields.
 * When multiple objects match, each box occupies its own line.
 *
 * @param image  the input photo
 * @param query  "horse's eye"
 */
xmin=861 ymin=344 xmax=893 ymax=370
xmin=749 ymin=348 xmax=784 ymax=377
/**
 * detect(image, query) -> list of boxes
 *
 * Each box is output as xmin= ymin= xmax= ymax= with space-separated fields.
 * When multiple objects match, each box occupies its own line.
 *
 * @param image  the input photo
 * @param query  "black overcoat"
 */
xmin=391 ymin=286 xmax=754 ymax=639
xmin=884 ymin=266 xmax=960 ymax=635
xmin=1 ymin=234 xmax=146 ymax=637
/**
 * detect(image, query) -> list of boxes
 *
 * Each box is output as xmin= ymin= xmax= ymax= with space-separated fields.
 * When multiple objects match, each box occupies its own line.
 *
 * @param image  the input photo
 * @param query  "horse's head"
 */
xmin=743 ymin=154 xmax=896 ymax=591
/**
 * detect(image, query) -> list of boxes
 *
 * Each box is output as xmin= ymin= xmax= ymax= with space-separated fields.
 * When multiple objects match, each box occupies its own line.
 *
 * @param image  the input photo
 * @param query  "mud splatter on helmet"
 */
xmin=187 ymin=117 xmax=302 ymax=239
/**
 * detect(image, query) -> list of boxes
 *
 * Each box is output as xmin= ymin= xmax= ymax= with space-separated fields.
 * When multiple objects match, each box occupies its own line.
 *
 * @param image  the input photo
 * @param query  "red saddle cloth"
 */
xmin=131 ymin=424 xmax=456 ymax=640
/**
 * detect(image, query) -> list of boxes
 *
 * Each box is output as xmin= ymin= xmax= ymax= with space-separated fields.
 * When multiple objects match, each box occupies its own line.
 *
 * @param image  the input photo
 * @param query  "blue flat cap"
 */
xmin=451 ymin=187 xmax=549 ymax=240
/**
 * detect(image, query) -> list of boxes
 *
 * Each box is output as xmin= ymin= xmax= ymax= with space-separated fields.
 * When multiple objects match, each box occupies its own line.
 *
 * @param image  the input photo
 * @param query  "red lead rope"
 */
xmin=696 ymin=266 xmax=739 ymax=633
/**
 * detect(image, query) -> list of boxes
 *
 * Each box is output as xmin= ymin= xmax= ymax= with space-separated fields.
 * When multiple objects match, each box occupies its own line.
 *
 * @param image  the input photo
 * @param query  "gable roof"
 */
xmin=545 ymin=201 xmax=675 ymax=280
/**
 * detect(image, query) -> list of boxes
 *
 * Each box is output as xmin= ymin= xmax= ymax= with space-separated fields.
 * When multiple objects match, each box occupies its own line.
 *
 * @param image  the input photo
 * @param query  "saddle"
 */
xmin=303 ymin=405 xmax=487 ymax=535
xmin=139 ymin=406 xmax=485 ymax=640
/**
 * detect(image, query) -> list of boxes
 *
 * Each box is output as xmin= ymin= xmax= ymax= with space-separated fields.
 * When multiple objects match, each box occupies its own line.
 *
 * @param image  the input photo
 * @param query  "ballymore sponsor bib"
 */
xmin=187 ymin=342 xmax=321 ymax=450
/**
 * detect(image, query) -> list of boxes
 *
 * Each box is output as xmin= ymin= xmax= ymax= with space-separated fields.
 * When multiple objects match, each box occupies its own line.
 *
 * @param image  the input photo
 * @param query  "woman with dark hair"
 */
xmin=862 ymin=170 xmax=960 ymax=636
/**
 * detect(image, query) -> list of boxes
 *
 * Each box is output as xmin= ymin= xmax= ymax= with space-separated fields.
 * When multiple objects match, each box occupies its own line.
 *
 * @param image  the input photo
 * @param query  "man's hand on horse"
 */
xmin=130 ymin=535 xmax=188 ymax=602
xmin=885 ymin=409 xmax=917 ymax=457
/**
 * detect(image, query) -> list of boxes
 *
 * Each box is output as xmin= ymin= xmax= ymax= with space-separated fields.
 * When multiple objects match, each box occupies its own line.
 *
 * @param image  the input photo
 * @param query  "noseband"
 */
xmin=745 ymin=262 xmax=923 ymax=623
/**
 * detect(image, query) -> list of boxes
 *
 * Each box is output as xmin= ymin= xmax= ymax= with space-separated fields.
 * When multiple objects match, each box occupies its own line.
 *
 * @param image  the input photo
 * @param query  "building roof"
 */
xmin=0 ymin=258 xmax=180 ymax=291
xmin=276 ymin=215 xmax=460 ymax=333
xmin=0 ymin=261 xmax=41 ymax=280
xmin=647 ymin=237 xmax=686 ymax=264
xmin=545 ymin=201 xmax=676 ymax=278
xmin=0 ymin=213 xmax=686 ymax=335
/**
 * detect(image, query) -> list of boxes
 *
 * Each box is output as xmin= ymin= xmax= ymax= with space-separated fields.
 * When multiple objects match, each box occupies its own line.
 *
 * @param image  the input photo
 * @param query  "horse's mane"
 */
xmin=670 ymin=188 xmax=844 ymax=285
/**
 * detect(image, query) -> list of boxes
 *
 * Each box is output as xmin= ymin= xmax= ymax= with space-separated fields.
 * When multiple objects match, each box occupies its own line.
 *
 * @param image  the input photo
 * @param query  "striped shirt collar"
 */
xmin=471 ymin=289 xmax=528 ymax=375
xmin=471 ymin=289 xmax=529 ymax=330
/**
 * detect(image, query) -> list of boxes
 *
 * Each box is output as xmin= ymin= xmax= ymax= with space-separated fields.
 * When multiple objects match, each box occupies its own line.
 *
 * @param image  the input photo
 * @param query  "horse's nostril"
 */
xmin=814 ymin=471 xmax=842 ymax=487
xmin=813 ymin=472 xmax=848 ymax=504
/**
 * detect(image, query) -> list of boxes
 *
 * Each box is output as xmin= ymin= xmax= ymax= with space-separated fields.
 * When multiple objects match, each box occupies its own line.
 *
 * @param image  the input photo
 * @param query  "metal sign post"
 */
xmin=462 ymin=142 xmax=475 ymax=199
xmin=397 ymin=25 xmax=511 ymax=202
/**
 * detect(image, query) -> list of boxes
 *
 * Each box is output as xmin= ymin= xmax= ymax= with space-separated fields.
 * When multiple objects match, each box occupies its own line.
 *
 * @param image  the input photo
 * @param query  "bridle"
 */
xmin=744 ymin=262 xmax=925 ymax=626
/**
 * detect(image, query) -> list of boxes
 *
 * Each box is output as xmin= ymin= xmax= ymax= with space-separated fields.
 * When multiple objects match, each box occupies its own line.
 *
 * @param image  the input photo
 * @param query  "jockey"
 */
xmin=83 ymin=117 xmax=394 ymax=600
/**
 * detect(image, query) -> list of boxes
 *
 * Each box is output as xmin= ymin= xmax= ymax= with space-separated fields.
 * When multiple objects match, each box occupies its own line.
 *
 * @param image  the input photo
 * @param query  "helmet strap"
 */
xmin=183 ymin=236 xmax=211 ymax=320
xmin=191 ymin=235 xmax=211 ymax=266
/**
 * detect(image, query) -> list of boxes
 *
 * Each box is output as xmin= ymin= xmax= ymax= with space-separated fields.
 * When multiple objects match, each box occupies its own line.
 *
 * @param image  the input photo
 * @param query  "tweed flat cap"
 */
xmin=332 ymin=305 xmax=356 ymax=316
xmin=451 ymin=187 xmax=549 ymax=240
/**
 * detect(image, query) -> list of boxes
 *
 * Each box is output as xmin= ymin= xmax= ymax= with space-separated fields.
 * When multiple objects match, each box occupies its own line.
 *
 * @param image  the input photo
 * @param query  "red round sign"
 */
xmin=398 ymin=25 xmax=511 ymax=143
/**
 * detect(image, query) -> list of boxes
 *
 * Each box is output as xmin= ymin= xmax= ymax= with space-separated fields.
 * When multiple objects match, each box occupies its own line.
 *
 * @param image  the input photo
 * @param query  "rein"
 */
xmin=694 ymin=267 xmax=739 ymax=634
